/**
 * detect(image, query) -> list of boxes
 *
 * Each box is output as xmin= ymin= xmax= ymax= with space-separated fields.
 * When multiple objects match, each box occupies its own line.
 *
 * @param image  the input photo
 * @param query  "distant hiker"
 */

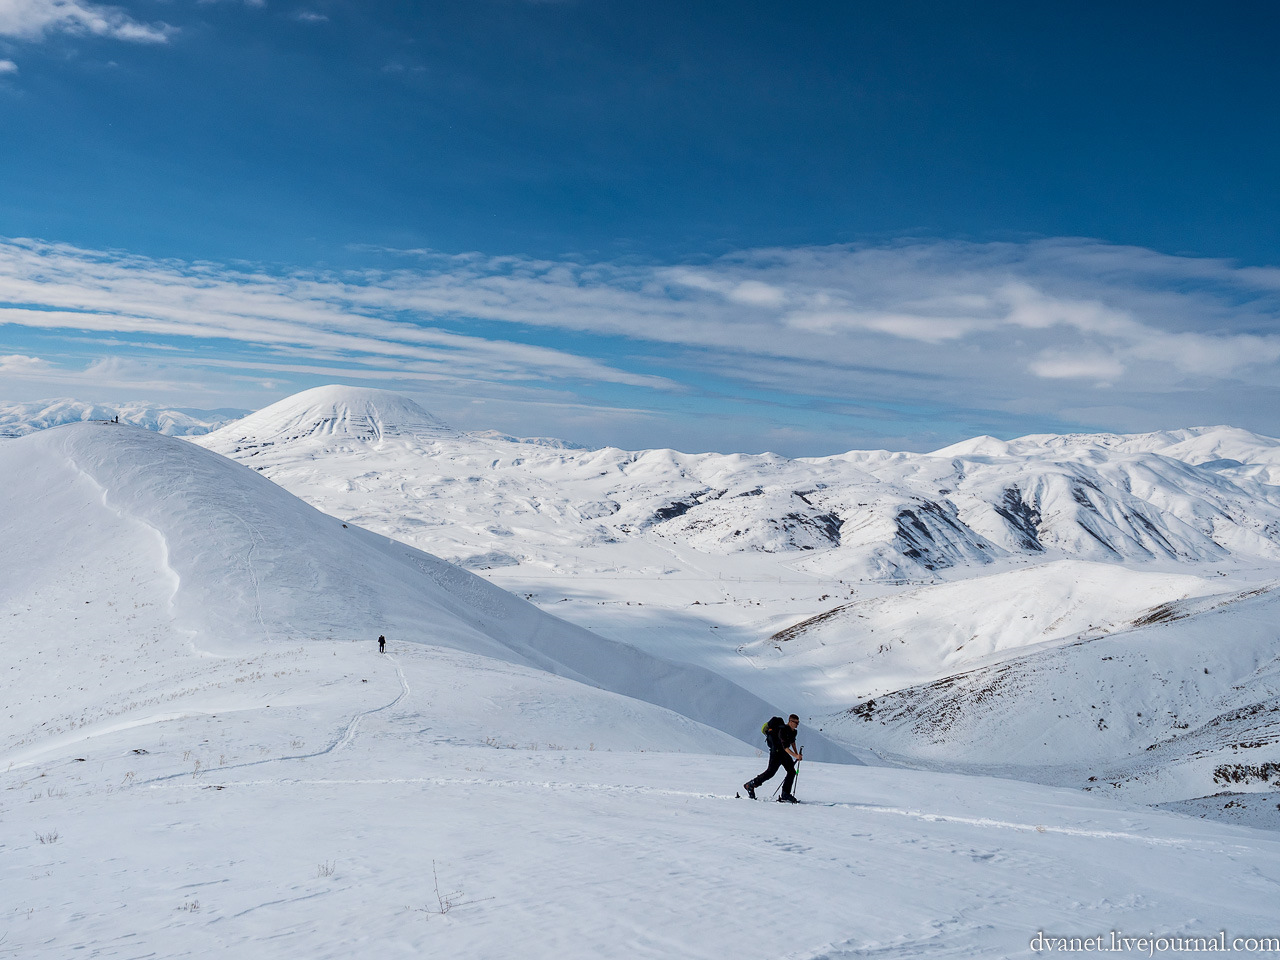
xmin=744 ymin=714 xmax=802 ymax=803
xmin=378 ymin=634 xmax=386 ymax=653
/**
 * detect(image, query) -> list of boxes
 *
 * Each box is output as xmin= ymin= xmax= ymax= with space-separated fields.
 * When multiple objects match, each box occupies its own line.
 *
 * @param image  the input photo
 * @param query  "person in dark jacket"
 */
xmin=378 ymin=634 xmax=386 ymax=653
xmin=744 ymin=714 xmax=802 ymax=802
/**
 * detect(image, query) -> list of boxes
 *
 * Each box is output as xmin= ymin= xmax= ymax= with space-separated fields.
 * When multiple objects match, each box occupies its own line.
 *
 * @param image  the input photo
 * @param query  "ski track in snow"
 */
xmin=140 ymin=652 xmax=410 ymax=785
xmin=811 ymin=803 xmax=1204 ymax=847
xmin=229 ymin=890 xmax=331 ymax=921
xmin=234 ymin=514 xmax=271 ymax=643
xmin=333 ymin=653 xmax=410 ymax=751
xmin=146 ymin=773 xmax=1211 ymax=849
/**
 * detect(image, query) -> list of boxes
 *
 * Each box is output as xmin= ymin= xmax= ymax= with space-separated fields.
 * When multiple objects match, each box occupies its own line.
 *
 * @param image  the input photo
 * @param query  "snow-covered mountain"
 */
xmin=215 ymin=384 xmax=454 ymax=445
xmin=192 ymin=386 xmax=1280 ymax=821
xmin=0 ymin=397 xmax=242 ymax=436
xmin=7 ymin=405 xmax=1280 ymax=956
xmin=198 ymin=386 xmax=1280 ymax=581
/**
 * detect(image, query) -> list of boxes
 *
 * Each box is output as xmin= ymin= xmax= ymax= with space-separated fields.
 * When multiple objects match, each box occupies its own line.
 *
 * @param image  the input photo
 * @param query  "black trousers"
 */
xmin=748 ymin=750 xmax=796 ymax=796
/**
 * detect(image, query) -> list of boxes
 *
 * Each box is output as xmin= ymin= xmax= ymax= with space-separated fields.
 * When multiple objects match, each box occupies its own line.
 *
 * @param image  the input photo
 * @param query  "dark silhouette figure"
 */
xmin=378 ymin=634 xmax=386 ymax=653
xmin=744 ymin=714 xmax=802 ymax=802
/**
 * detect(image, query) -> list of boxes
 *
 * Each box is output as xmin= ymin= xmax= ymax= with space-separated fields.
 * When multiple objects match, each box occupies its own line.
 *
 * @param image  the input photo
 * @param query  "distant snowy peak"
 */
xmin=469 ymin=430 xmax=587 ymax=450
xmin=928 ymin=426 xmax=1280 ymax=490
xmin=0 ymin=398 xmax=240 ymax=437
xmin=931 ymin=425 xmax=1280 ymax=467
xmin=928 ymin=435 xmax=1014 ymax=459
xmin=207 ymin=384 xmax=455 ymax=448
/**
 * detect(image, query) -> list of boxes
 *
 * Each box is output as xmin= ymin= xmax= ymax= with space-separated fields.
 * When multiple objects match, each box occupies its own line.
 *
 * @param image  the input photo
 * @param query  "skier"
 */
xmin=378 ymin=634 xmax=386 ymax=653
xmin=744 ymin=714 xmax=802 ymax=802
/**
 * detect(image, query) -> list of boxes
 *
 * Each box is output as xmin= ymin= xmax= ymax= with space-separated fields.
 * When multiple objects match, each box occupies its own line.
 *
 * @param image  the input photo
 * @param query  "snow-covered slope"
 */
xmin=0 ymin=420 xmax=853 ymax=763
xmin=824 ymin=579 xmax=1280 ymax=810
xmin=744 ymin=560 xmax=1237 ymax=700
xmin=11 ymin=728 xmax=1280 ymax=959
xmin=7 ymin=412 xmax=1280 ymax=957
xmin=0 ymin=397 xmax=240 ymax=436
xmin=192 ymin=386 xmax=1280 ymax=708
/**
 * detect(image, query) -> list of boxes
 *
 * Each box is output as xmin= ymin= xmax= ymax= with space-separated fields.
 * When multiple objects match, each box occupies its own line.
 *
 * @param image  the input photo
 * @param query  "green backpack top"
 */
xmin=762 ymin=716 xmax=786 ymax=746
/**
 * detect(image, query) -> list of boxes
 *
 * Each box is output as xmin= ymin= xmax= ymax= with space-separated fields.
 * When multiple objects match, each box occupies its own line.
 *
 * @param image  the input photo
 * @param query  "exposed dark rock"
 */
xmin=994 ymin=486 xmax=1043 ymax=551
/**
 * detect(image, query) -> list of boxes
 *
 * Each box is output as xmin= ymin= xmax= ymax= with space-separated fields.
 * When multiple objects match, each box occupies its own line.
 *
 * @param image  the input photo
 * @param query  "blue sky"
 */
xmin=1 ymin=1 xmax=1279 ymax=454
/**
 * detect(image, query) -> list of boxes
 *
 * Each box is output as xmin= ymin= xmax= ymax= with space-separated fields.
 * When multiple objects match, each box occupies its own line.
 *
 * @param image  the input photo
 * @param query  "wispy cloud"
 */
xmin=0 ymin=58 xmax=17 ymax=73
xmin=0 ymin=0 xmax=171 ymax=42
xmin=0 ymin=352 xmax=52 ymax=373
xmin=2 ymin=235 xmax=1279 ymax=451
xmin=0 ymin=238 xmax=672 ymax=392
xmin=0 ymin=351 xmax=222 ymax=395
xmin=336 ymin=240 xmax=1280 ymax=395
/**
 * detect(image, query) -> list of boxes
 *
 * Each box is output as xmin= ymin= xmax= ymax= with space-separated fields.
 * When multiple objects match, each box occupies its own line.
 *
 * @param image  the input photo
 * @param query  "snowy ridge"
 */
xmin=0 ymin=397 xmax=241 ymax=436
xmin=933 ymin=425 xmax=1280 ymax=467
xmin=0 ymin=421 xmax=856 ymax=763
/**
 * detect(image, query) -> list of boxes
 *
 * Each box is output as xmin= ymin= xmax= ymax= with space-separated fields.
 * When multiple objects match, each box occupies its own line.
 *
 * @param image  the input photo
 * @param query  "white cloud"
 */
xmin=0 ymin=352 xmax=246 ymax=398
xmin=0 ymin=0 xmax=172 ymax=43
xmin=0 ymin=352 xmax=52 ymax=373
xmin=0 ymin=58 xmax=17 ymax=72
xmin=0 ymin=238 xmax=674 ymax=392
xmin=3 ymin=235 xmax=1280 ymax=449
xmin=727 ymin=280 xmax=787 ymax=308
xmin=1029 ymin=353 xmax=1125 ymax=382
xmin=782 ymin=308 xmax=977 ymax=343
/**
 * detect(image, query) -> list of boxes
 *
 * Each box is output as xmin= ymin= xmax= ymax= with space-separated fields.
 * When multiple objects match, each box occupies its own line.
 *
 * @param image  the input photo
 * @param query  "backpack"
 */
xmin=762 ymin=716 xmax=786 ymax=749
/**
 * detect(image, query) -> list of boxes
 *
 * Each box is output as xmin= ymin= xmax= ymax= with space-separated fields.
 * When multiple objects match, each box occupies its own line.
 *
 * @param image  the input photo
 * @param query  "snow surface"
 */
xmin=6 ymin=388 xmax=1280 ymax=956
xmin=10 ymin=736 xmax=1280 ymax=959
